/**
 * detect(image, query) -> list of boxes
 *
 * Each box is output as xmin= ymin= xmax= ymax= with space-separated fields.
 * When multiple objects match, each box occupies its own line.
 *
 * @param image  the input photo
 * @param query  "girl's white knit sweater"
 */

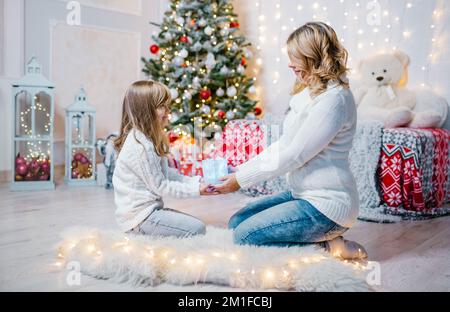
xmin=113 ymin=129 xmax=200 ymax=232
xmin=236 ymin=83 xmax=360 ymax=228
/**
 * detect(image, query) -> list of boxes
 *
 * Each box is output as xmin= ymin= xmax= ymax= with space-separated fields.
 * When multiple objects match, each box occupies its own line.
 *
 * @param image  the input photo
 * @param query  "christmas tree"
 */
xmin=142 ymin=0 xmax=260 ymax=136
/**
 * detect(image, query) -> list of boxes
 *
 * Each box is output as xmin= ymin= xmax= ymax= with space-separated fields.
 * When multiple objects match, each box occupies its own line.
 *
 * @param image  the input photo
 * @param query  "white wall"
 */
xmin=0 ymin=0 xmax=24 ymax=174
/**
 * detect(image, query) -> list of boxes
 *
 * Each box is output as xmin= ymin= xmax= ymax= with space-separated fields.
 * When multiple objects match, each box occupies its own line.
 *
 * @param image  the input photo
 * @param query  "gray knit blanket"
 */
xmin=348 ymin=122 xmax=402 ymax=223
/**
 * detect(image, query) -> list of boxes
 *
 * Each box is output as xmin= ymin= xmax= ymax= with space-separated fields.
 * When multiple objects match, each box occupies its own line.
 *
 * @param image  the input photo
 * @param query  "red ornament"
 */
xmin=200 ymin=89 xmax=212 ymax=100
xmin=16 ymin=164 xmax=28 ymax=176
xmin=39 ymin=173 xmax=49 ymax=181
xmin=74 ymin=153 xmax=83 ymax=162
xmin=254 ymin=107 xmax=263 ymax=116
xmin=150 ymin=44 xmax=159 ymax=54
xmin=40 ymin=162 xmax=50 ymax=174
xmin=72 ymin=169 xmax=79 ymax=179
xmin=25 ymin=172 xmax=34 ymax=181
xmin=217 ymin=111 xmax=225 ymax=119
xmin=180 ymin=36 xmax=189 ymax=43
xmin=241 ymin=57 xmax=247 ymax=66
xmin=15 ymin=154 xmax=26 ymax=167
xmin=230 ymin=21 xmax=240 ymax=28
xmin=80 ymin=156 xmax=89 ymax=165
xmin=168 ymin=132 xmax=180 ymax=143
xmin=30 ymin=159 xmax=40 ymax=172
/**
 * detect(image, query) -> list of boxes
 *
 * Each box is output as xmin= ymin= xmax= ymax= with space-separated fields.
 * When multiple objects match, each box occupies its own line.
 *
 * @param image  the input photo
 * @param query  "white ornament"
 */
xmin=226 ymin=110 xmax=235 ymax=120
xmin=183 ymin=90 xmax=192 ymax=100
xmin=176 ymin=16 xmax=184 ymax=26
xmin=201 ymin=105 xmax=211 ymax=114
xmin=204 ymin=26 xmax=214 ymax=36
xmin=237 ymin=65 xmax=245 ymax=74
xmin=203 ymin=41 xmax=212 ymax=50
xmin=248 ymin=86 xmax=256 ymax=94
xmin=173 ymin=56 xmax=184 ymax=66
xmin=246 ymin=112 xmax=256 ymax=120
xmin=198 ymin=19 xmax=207 ymax=27
xmin=231 ymin=43 xmax=238 ymax=52
xmin=164 ymin=32 xmax=173 ymax=41
xmin=220 ymin=28 xmax=229 ymax=37
xmin=220 ymin=66 xmax=229 ymax=75
xmin=244 ymin=48 xmax=253 ymax=59
xmin=216 ymin=88 xmax=225 ymax=97
xmin=226 ymin=86 xmax=237 ymax=97
xmin=179 ymin=48 xmax=189 ymax=58
xmin=205 ymin=52 xmax=216 ymax=70
xmin=192 ymin=77 xmax=201 ymax=87
xmin=170 ymin=112 xmax=179 ymax=123
xmin=170 ymin=88 xmax=179 ymax=99
xmin=192 ymin=42 xmax=203 ymax=52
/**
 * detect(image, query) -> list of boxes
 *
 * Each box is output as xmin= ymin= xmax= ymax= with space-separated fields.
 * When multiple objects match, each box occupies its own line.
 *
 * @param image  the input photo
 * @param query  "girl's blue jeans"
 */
xmin=228 ymin=191 xmax=348 ymax=247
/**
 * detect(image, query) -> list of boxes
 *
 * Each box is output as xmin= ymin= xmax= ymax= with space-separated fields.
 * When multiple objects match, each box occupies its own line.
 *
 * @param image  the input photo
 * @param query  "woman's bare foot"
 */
xmin=324 ymin=236 xmax=368 ymax=260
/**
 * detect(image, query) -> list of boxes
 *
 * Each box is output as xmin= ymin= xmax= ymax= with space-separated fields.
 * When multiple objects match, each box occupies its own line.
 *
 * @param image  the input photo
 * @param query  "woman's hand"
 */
xmin=200 ymin=183 xmax=219 ymax=196
xmin=214 ymin=173 xmax=241 ymax=194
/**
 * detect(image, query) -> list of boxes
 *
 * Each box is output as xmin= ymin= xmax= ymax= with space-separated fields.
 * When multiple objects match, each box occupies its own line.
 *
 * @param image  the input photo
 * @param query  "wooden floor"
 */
xmin=0 ymin=180 xmax=449 ymax=292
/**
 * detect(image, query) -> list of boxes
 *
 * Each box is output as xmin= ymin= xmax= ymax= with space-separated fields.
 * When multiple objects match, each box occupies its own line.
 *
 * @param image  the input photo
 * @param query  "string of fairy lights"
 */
xmin=250 ymin=0 xmax=448 ymax=105
xmin=18 ymin=94 xmax=52 ymax=159
xmin=55 ymin=233 xmax=369 ymax=288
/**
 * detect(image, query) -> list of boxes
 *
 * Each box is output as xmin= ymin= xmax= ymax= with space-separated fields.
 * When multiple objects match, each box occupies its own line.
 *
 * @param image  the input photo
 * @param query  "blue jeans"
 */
xmin=228 ymin=191 xmax=348 ymax=247
xmin=131 ymin=208 xmax=206 ymax=238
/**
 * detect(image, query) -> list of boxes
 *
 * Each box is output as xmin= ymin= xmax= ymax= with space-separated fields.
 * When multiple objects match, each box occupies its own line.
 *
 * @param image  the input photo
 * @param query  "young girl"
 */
xmin=113 ymin=80 xmax=216 ymax=238
xmin=216 ymin=22 xmax=367 ymax=260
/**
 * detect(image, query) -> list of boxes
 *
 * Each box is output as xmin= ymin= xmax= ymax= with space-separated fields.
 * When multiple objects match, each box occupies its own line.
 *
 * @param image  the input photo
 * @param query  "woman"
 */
xmin=215 ymin=22 xmax=367 ymax=260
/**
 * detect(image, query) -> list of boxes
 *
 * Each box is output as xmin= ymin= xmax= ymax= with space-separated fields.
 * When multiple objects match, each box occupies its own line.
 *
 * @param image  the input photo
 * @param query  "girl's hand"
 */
xmin=200 ymin=183 xmax=219 ymax=196
xmin=214 ymin=173 xmax=241 ymax=194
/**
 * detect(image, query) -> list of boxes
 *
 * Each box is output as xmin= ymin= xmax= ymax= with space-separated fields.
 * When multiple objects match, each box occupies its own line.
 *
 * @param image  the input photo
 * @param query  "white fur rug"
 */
xmin=56 ymin=227 xmax=372 ymax=292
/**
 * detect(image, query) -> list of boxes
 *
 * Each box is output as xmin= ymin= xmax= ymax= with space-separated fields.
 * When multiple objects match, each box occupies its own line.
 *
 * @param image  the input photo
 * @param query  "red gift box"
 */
xmin=378 ymin=128 xmax=450 ymax=212
xmin=215 ymin=120 xmax=265 ymax=167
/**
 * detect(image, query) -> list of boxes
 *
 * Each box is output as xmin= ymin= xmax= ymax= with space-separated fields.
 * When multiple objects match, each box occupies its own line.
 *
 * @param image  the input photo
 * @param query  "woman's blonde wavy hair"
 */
xmin=287 ymin=22 xmax=349 ymax=97
xmin=114 ymin=80 xmax=170 ymax=156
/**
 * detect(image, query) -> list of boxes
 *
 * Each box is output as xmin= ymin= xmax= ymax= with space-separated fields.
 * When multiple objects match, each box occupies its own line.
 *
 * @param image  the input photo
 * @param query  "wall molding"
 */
xmin=48 ymin=19 xmax=142 ymax=83
xmin=57 ymin=0 xmax=143 ymax=16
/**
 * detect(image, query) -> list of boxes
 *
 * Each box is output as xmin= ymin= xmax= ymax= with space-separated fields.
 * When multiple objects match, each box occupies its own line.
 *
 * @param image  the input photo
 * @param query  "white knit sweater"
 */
xmin=236 ymin=83 xmax=360 ymax=228
xmin=113 ymin=129 xmax=200 ymax=232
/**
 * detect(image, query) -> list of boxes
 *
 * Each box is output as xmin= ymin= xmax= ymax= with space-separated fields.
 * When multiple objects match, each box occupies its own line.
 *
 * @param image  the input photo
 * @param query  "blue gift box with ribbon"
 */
xmin=201 ymin=158 xmax=228 ymax=185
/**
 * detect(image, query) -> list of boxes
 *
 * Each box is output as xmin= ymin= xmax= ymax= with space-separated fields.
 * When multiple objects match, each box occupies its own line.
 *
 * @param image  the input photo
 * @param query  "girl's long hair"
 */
xmin=114 ymin=80 xmax=170 ymax=156
xmin=287 ymin=22 xmax=349 ymax=97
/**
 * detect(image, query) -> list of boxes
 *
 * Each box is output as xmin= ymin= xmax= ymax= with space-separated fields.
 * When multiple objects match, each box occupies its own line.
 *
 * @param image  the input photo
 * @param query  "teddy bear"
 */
xmin=354 ymin=50 xmax=448 ymax=128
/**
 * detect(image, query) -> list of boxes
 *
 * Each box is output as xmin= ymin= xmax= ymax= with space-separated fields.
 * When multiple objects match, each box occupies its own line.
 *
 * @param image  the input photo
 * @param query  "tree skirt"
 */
xmin=56 ymin=227 xmax=372 ymax=292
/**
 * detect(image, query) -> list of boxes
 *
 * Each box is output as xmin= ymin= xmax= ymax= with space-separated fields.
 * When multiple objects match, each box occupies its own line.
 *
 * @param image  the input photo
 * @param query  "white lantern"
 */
xmin=11 ymin=57 xmax=55 ymax=190
xmin=65 ymin=88 xmax=97 ymax=186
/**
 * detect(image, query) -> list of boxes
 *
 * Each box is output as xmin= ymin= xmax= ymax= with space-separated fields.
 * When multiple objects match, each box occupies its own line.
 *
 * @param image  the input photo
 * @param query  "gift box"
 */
xmin=215 ymin=117 xmax=288 ymax=196
xmin=169 ymin=135 xmax=216 ymax=177
xmin=214 ymin=120 xmax=266 ymax=167
xmin=378 ymin=128 xmax=450 ymax=212
xmin=201 ymin=158 xmax=228 ymax=185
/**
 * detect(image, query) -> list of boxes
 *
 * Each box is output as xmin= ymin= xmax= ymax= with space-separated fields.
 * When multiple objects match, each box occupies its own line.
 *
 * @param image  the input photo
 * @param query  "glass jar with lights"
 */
xmin=64 ymin=88 xmax=97 ymax=186
xmin=11 ymin=57 xmax=55 ymax=190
